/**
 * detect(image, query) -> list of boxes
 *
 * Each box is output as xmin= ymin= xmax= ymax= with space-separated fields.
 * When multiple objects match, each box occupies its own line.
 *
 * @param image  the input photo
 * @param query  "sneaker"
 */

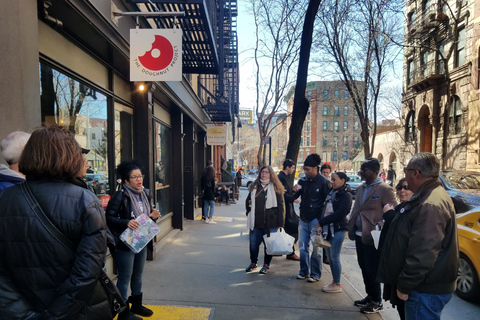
xmin=296 ymin=274 xmax=308 ymax=280
xmin=354 ymin=296 xmax=371 ymax=307
xmin=360 ymin=301 xmax=383 ymax=314
xmin=259 ymin=264 xmax=269 ymax=274
xmin=307 ymin=277 xmax=320 ymax=283
xmin=322 ymin=281 xmax=343 ymax=293
xmin=209 ymin=219 xmax=217 ymax=224
xmin=205 ymin=219 xmax=210 ymax=224
xmin=245 ymin=263 xmax=257 ymax=272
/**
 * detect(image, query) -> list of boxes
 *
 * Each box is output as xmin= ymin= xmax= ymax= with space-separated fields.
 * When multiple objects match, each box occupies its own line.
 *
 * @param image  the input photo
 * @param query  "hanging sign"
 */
xmin=206 ymin=125 xmax=227 ymax=146
xmin=130 ymin=29 xmax=182 ymax=81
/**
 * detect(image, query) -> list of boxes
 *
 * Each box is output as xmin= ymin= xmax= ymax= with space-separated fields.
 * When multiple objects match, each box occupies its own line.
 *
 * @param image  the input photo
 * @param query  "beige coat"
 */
xmin=348 ymin=181 xmax=397 ymax=245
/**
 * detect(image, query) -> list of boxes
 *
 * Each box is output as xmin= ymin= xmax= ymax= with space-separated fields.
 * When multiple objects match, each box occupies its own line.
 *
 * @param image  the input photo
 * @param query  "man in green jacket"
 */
xmin=378 ymin=153 xmax=458 ymax=320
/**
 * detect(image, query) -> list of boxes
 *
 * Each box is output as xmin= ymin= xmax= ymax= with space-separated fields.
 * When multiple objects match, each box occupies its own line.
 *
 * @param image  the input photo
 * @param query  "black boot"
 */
xmin=129 ymin=293 xmax=154 ymax=317
xmin=117 ymin=305 xmax=142 ymax=320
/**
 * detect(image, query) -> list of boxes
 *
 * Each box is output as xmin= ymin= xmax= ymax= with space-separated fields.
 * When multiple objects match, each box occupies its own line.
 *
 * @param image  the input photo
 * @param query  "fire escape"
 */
xmin=405 ymin=2 xmax=449 ymax=92
xmin=129 ymin=0 xmax=238 ymax=123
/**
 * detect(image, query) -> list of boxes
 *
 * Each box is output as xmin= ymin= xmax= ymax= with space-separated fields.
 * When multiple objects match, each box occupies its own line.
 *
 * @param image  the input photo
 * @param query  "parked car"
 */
xmin=347 ymin=174 xmax=362 ymax=199
xmin=241 ymin=174 xmax=255 ymax=188
xmin=456 ymin=207 xmax=480 ymax=302
xmin=294 ymin=171 xmax=305 ymax=186
xmin=439 ymin=171 xmax=480 ymax=214
xmin=85 ymin=173 xmax=109 ymax=194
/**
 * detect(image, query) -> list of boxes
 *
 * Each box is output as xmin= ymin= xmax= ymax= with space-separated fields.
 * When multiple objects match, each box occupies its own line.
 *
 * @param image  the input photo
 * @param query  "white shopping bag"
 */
xmin=263 ymin=228 xmax=295 ymax=255
xmin=371 ymin=224 xmax=381 ymax=250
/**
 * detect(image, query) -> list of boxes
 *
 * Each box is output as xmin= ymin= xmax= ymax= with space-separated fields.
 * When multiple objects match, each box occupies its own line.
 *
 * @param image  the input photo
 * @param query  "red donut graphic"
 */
xmin=138 ymin=35 xmax=174 ymax=71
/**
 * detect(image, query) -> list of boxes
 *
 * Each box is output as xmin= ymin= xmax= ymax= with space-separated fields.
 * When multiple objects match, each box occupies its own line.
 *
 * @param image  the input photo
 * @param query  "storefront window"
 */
xmin=154 ymin=121 xmax=172 ymax=215
xmin=39 ymin=62 xmax=109 ymax=197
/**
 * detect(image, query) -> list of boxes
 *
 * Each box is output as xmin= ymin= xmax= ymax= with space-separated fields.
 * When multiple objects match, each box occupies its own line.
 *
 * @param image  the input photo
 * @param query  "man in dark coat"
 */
xmin=278 ymin=159 xmax=300 ymax=261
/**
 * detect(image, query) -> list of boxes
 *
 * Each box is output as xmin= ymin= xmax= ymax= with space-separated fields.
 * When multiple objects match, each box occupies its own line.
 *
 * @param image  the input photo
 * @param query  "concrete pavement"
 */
xmin=140 ymin=188 xmax=384 ymax=320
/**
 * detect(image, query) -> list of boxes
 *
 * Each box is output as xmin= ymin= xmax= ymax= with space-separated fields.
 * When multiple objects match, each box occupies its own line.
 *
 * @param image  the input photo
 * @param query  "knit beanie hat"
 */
xmin=304 ymin=153 xmax=321 ymax=167
xmin=361 ymin=158 xmax=380 ymax=174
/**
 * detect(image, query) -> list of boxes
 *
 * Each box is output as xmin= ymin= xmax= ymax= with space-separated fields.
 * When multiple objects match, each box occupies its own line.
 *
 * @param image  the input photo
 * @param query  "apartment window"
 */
xmin=344 ymin=90 xmax=349 ymax=99
xmin=323 ymin=121 xmax=328 ymax=131
xmin=456 ymin=27 xmax=465 ymax=68
xmin=91 ymin=133 xmax=96 ymax=140
xmin=307 ymin=91 xmax=311 ymax=100
xmin=306 ymin=136 xmax=311 ymax=146
xmin=438 ymin=40 xmax=445 ymax=74
xmin=422 ymin=0 xmax=430 ymax=12
xmin=300 ymin=137 xmax=304 ymax=146
xmin=354 ymin=136 xmax=360 ymax=146
xmin=306 ymin=150 xmax=310 ymax=157
xmin=421 ymin=51 xmax=428 ymax=77
xmin=323 ymin=136 xmax=328 ymax=147
xmin=300 ymin=150 xmax=304 ymax=160
xmin=406 ymin=111 xmax=416 ymax=142
xmin=334 ymin=121 xmax=339 ymax=131
xmin=333 ymin=136 xmax=339 ymax=146
xmin=306 ymin=121 xmax=311 ymax=132
xmin=343 ymin=151 xmax=348 ymax=161
xmin=407 ymin=59 xmax=414 ymax=85
xmin=408 ymin=11 xmax=415 ymax=25
xmin=354 ymin=121 xmax=359 ymax=131
xmin=323 ymin=151 xmax=328 ymax=163
xmin=323 ymin=106 xmax=328 ymax=115
xmin=332 ymin=151 xmax=338 ymax=161
xmin=323 ymin=90 xmax=329 ymax=100
xmin=343 ymin=121 xmax=348 ymax=131
xmin=335 ymin=90 xmax=339 ymax=98
xmin=450 ymin=96 xmax=462 ymax=134
xmin=334 ymin=106 xmax=340 ymax=116
xmin=344 ymin=106 xmax=348 ymax=116
xmin=307 ymin=105 xmax=311 ymax=115
xmin=343 ymin=136 xmax=348 ymax=146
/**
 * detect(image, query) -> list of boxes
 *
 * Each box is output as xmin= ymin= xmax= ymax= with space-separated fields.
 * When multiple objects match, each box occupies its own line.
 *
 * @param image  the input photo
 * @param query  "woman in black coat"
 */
xmin=106 ymin=160 xmax=161 ymax=320
xmin=245 ymin=166 xmax=285 ymax=274
xmin=318 ymin=172 xmax=352 ymax=293
xmin=0 ymin=126 xmax=111 ymax=320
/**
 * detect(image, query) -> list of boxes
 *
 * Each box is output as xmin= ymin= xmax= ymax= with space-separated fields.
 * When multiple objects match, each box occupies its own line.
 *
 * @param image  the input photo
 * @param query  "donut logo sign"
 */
xmin=130 ymin=29 xmax=182 ymax=81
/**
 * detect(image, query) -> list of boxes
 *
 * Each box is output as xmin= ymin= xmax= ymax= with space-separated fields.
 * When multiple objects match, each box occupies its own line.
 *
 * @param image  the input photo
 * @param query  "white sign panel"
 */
xmin=206 ymin=125 xmax=227 ymax=146
xmin=130 ymin=29 xmax=182 ymax=81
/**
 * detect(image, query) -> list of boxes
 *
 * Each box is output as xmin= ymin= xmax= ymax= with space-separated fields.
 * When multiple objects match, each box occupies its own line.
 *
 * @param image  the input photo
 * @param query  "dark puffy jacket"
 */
xmin=318 ymin=184 xmax=352 ymax=236
xmin=277 ymin=171 xmax=298 ymax=236
xmin=245 ymin=184 xmax=285 ymax=236
xmin=0 ymin=179 xmax=110 ymax=320
xmin=105 ymin=188 xmax=153 ymax=252
xmin=294 ymin=173 xmax=330 ymax=222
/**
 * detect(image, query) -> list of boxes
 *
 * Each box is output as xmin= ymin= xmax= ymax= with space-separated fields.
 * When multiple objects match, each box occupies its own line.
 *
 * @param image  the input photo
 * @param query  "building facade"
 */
xmin=0 ymin=0 xmax=238 ymax=265
xmin=402 ymin=0 xmax=480 ymax=170
xmin=286 ymin=81 xmax=363 ymax=170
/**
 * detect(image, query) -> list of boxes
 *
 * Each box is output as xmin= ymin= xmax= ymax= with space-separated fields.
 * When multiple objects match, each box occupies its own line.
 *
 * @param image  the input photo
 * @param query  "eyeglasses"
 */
xmin=129 ymin=175 xmax=144 ymax=181
xmin=396 ymin=185 xmax=408 ymax=191
xmin=403 ymin=168 xmax=419 ymax=174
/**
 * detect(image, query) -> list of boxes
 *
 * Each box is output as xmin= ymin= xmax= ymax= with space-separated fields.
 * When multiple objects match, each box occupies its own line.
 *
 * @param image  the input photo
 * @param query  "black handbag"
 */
xmin=20 ymin=182 xmax=127 ymax=317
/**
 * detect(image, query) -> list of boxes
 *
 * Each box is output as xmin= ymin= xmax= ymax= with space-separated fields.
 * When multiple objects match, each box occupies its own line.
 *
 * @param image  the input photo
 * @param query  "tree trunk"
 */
xmin=285 ymin=0 xmax=322 ymax=184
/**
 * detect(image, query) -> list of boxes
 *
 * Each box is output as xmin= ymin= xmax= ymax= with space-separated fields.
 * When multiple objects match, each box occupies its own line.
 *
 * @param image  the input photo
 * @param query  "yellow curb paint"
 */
xmin=115 ymin=305 xmax=213 ymax=320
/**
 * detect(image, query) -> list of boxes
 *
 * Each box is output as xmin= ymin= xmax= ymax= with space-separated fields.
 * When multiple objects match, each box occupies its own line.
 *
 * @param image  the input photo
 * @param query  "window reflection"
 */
xmin=154 ymin=121 xmax=172 ymax=215
xmin=39 ymin=62 xmax=109 ymax=197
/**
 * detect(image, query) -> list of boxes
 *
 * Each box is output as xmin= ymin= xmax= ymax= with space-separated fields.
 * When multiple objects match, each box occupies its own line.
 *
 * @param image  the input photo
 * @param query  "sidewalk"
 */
xmin=140 ymin=188 xmax=383 ymax=320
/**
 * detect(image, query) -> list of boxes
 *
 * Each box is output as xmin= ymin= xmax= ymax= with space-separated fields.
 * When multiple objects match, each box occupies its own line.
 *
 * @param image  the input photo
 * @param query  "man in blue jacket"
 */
xmin=293 ymin=154 xmax=330 ymax=282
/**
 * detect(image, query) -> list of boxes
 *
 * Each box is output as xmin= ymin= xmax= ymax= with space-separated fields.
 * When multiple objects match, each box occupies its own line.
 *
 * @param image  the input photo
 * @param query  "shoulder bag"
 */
xmin=20 ymin=182 xmax=127 ymax=317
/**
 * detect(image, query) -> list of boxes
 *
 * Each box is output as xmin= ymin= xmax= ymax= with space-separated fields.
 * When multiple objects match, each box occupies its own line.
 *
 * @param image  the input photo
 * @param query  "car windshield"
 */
xmin=348 ymin=175 xmax=361 ymax=182
xmin=441 ymin=172 xmax=480 ymax=189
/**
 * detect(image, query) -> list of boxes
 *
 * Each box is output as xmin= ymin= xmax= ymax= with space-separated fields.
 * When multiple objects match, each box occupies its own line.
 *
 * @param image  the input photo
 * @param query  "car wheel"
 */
xmin=456 ymin=253 xmax=480 ymax=302
xmin=246 ymin=181 xmax=251 ymax=188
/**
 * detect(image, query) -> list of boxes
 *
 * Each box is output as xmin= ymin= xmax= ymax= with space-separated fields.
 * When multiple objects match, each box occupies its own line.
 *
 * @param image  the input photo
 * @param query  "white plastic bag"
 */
xmin=263 ymin=228 xmax=295 ymax=255
xmin=371 ymin=224 xmax=381 ymax=250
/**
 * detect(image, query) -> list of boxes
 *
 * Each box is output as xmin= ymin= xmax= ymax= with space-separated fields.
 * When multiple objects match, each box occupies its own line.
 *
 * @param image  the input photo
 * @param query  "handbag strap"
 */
xmin=20 ymin=182 xmax=75 ymax=254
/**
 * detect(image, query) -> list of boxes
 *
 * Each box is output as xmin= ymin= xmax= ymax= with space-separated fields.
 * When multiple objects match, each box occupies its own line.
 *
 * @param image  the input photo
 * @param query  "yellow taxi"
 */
xmin=456 ymin=208 xmax=480 ymax=302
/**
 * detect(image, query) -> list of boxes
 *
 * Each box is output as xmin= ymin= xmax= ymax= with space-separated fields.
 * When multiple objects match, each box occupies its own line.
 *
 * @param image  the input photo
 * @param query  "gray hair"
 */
xmin=408 ymin=152 xmax=440 ymax=178
xmin=1 ymin=131 xmax=31 ymax=165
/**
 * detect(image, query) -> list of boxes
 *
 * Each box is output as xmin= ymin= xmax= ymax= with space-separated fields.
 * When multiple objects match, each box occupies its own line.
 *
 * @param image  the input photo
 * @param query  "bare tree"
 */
xmin=249 ymin=0 xmax=307 ymax=166
xmin=314 ymin=0 xmax=404 ymax=159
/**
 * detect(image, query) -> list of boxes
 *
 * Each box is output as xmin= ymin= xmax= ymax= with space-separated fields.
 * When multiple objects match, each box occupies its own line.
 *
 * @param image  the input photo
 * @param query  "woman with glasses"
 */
xmin=377 ymin=178 xmax=413 ymax=320
xmin=245 ymin=166 xmax=285 ymax=274
xmin=106 ymin=160 xmax=161 ymax=320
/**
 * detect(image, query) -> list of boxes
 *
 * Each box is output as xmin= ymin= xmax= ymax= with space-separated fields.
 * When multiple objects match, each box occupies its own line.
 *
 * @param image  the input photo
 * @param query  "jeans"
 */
xmin=355 ymin=235 xmax=381 ymax=302
xmin=404 ymin=290 xmax=452 ymax=320
xmin=113 ymin=247 xmax=148 ymax=301
xmin=325 ymin=230 xmax=346 ymax=284
xmin=249 ymin=227 xmax=278 ymax=266
xmin=298 ymin=218 xmax=323 ymax=279
xmin=203 ymin=200 xmax=215 ymax=219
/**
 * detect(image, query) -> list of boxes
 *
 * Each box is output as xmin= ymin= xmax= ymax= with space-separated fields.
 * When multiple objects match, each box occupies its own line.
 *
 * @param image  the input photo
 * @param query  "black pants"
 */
xmin=355 ymin=235 xmax=381 ymax=302
xmin=219 ymin=190 xmax=229 ymax=203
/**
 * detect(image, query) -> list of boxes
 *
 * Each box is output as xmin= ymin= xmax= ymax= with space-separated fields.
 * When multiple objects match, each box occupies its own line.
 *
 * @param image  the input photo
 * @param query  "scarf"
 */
xmin=322 ymin=188 xmax=338 ymax=239
xmin=123 ymin=183 xmax=151 ymax=218
xmin=247 ymin=182 xmax=278 ymax=231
